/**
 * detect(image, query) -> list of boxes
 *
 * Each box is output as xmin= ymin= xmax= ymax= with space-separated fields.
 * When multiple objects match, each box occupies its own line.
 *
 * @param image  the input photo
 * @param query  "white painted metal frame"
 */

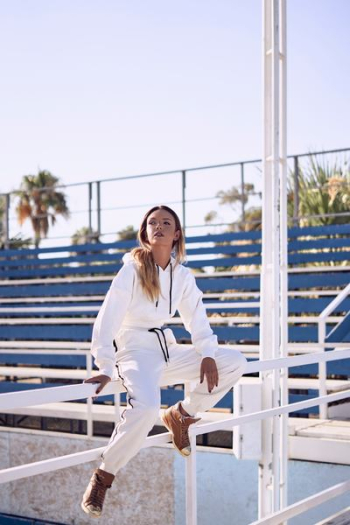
xmin=249 ymin=479 xmax=350 ymax=525
xmin=1 ymin=349 xmax=350 ymax=525
xmin=318 ymin=283 xmax=350 ymax=419
xmin=260 ymin=0 xmax=287 ymax=517
xmin=0 ymin=347 xmax=97 ymax=438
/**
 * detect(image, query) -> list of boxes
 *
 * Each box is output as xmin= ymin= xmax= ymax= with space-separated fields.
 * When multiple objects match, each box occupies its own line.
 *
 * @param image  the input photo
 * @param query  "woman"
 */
xmin=81 ymin=205 xmax=246 ymax=517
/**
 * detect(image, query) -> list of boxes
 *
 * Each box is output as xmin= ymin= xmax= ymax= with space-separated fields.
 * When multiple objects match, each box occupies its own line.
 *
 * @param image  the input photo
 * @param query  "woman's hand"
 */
xmin=200 ymin=357 xmax=219 ymax=393
xmin=84 ymin=374 xmax=111 ymax=400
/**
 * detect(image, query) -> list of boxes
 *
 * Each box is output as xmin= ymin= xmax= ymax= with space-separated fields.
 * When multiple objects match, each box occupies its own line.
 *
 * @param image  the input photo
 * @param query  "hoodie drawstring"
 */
xmin=155 ymin=265 xmax=160 ymax=308
xmin=169 ymin=262 xmax=173 ymax=315
xmin=155 ymin=261 xmax=173 ymax=315
xmin=148 ymin=327 xmax=170 ymax=364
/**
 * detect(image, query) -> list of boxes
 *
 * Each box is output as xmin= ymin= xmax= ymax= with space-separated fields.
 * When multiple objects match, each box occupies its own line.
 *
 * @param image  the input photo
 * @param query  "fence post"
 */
xmin=240 ymin=162 xmax=246 ymax=224
xmin=318 ymin=319 xmax=328 ymax=419
xmin=2 ymin=193 xmax=10 ymax=249
xmin=186 ymin=433 xmax=197 ymax=525
xmin=86 ymin=352 xmax=93 ymax=438
xmin=293 ymin=156 xmax=299 ymax=226
xmin=88 ymin=182 xmax=93 ymax=234
xmin=96 ymin=181 xmax=101 ymax=238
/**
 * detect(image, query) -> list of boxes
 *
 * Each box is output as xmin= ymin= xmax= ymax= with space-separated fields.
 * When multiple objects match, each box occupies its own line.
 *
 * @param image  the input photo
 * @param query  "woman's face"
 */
xmin=145 ymin=209 xmax=180 ymax=249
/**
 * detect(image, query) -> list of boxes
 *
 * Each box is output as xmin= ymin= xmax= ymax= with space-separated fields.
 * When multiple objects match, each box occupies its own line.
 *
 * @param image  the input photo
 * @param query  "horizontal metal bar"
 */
xmin=250 ymin=479 xmax=350 ymax=525
xmin=1 ymin=350 xmax=349 ymax=412
xmin=0 ymin=341 xmax=90 ymax=349
xmin=246 ymin=349 xmax=350 ymax=374
xmin=7 ymin=147 xmax=349 ymax=194
xmin=319 ymin=283 xmax=350 ymax=319
xmin=0 ymin=381 xmax=123 ymax=410
xmin=192 ymin=389 xmax=350 ymax=436
xmin=0 ymin=349 xmax=89 ymax=355
xmin=0 ymin=432 xmax=171 ymax=484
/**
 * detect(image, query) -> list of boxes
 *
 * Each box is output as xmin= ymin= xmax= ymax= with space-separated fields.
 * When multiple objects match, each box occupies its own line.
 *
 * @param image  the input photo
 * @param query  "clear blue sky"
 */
xmin=0 ymin=0 xmax=349 ymax=242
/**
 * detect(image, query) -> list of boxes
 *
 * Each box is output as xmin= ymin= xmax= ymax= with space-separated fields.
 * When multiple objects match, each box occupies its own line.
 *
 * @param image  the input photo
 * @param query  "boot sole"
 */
xmin=81 ymin=501 xmax=101 ymax=518
xmin=161 ymin=412 xmax=191 ymax=457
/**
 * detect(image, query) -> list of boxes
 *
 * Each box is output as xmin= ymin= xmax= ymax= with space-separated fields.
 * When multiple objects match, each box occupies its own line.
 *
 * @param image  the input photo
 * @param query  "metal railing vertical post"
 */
xmin=260 ymin=0 xmax=287 ymax=517
xmin=182 ymin=170 xmax=187 ymax=234
xmin=318 ymin=319 xmax=328 ymax=419
xmin=96 ymin=181 xmax=101 ymax=237
xmin=260 ymin=0 xmax=274 ymax=514
xmin=293 ymin=156 xmax=300 ymax=226
xmin=88 ymin=182 xmax=93 ymax=234
xmin=2 ymin=193 xmax=10 ymax=249
xmin=184 ymin=380 xmax=198 ymax=524
xmin=186 ymin=434 xmax=197 ymax=525
xmin=279 ymin=0 xmax=288 ymax=513
xmin=240 ymin=162 xmax=246 ymax=223
xmin=86 ymin=351 xmax=93 ymax=437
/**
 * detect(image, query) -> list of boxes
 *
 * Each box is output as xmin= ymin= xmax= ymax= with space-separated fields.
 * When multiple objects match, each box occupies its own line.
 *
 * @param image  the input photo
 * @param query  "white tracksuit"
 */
xmin=91 ymin=253 xmax=247 ymax=475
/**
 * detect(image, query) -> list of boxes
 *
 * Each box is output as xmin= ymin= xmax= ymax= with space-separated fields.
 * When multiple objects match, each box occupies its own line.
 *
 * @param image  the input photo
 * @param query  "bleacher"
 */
xmin=0 ymin=223 xmax=350 ymax=445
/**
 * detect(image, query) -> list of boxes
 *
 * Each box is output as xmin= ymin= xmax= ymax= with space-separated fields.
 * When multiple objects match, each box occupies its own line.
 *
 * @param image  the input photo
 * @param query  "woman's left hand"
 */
xmin=200 ymin=357 xmax=219 ymax=393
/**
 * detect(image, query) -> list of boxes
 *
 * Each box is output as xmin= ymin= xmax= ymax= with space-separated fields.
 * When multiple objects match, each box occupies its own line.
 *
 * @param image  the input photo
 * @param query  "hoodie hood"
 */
xmin=122 ymin=252 xmax=134 ymax=265
xmin=122 ymin=251 xmax=174 ymax=315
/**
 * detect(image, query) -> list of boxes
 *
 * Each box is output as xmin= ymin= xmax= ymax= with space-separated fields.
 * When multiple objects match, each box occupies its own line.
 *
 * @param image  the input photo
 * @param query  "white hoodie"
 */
xmin=91 ymin=253 xmax=218 ymax=378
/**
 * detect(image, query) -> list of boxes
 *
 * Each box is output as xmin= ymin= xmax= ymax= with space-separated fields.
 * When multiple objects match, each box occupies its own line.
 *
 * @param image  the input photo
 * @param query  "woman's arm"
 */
xmin=177 ymin=270 xmax=218 ymax=359
xmin=90 ymin=263 xmax=134 ymax=379
xmin=177 ymin=270 xmax=219 ymax=391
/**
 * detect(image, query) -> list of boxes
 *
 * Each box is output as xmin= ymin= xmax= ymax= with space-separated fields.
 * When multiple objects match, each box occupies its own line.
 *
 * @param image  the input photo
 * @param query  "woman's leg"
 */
xmin=100 ymin=345 xmax=165 ymax=475
xmin=82 ymin=332 xmax=165 ymax=517
xmin=161 ymin=344 xmax=247 ymax=416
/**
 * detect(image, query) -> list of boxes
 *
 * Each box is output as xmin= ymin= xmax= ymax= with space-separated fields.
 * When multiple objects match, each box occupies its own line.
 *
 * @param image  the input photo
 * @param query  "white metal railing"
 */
xmin=249 ymin=479 xmax=350 ymax=525
xmin=187 ymin=349 xmax=350 ymax=525
xmin=0 ymin=349 xmax=350 ymax=524
xmin=318 ymin=283 xmax=350 ymax=419
xmin=1 ymin=337 xmax=350 ymax=440
xmin=0 ymin=347 xmax=98 ymax=437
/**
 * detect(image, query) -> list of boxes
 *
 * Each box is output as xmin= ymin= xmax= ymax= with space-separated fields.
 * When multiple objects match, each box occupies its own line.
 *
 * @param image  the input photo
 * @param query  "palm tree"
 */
xmin=117 ymin=225 xmax=138 ymax=241
xmin=1 ymin=234 xmax=32 ymax=250
xmin=234 ymin=207 xmax=262 ymax=232
xmin=288 ymin=156 xmax=350 ymax=226
xmin=71 ymin=227 xmax=100 ymax=245
xmin=216 ymin=183 xmax=255 ymax=210
xmin=206 ymin=156 xmax=350 ymax=232
xmin=15 ymin=170 xmax=70 ymax=247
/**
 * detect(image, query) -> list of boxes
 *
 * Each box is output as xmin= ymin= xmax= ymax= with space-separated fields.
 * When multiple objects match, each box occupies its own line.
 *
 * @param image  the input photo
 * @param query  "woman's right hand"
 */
xmin=84 ymin=374 xmax=111 ymax=400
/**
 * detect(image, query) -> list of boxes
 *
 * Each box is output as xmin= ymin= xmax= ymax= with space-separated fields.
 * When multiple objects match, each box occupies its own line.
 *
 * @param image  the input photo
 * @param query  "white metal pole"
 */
xmin=271 ymin=0 xmax=282 ymax=512
xmin=86 ymin=352 xmax=93 ymax=437
xmin=186 ymin=435 xmax=197 ymax=525
xmin=260 ymin=0 xmax=287 ymax=517
xmin=318 ymin=319 xmax=328 ymax=419
xmin=279 ymin=0 xmax=288 ymax=513
xmin=260 ymin=0 xmax=275 ymax=516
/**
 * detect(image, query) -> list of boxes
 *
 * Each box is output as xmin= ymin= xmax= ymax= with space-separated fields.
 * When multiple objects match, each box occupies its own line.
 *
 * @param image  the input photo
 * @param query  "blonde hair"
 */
xmin=131 ymin=205 xmax=186 ymax=302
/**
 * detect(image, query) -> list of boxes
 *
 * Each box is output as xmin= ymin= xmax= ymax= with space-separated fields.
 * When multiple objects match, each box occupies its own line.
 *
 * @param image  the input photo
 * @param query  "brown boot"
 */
xmin=81 ymin=468 xmax=115 ymax=518
xmin=161 ymin=402 xmax=200 ymax=457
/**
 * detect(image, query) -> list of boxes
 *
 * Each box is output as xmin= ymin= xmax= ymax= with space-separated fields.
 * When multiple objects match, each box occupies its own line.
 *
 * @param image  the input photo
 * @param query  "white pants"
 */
xmin=100 ymin=327 xmax=247 ymax=475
